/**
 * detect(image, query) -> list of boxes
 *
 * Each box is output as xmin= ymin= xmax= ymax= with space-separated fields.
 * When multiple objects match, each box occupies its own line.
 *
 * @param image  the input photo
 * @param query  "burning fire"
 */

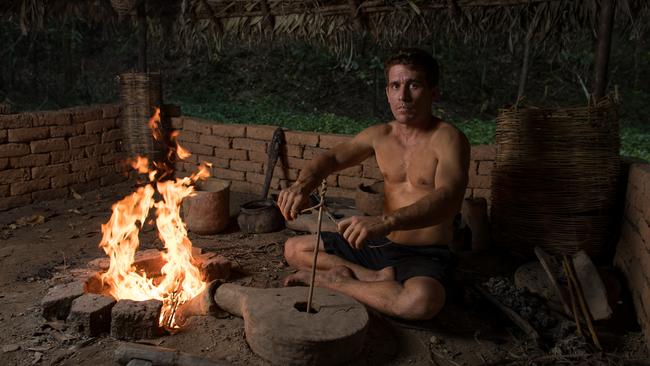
xmin=98 ymin=108 xmax=210 ymax=329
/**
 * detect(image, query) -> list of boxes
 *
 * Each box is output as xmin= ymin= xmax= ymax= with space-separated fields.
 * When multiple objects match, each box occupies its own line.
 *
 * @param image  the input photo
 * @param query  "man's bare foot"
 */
xmin=283 ymin=271 xmax=310 ymax=287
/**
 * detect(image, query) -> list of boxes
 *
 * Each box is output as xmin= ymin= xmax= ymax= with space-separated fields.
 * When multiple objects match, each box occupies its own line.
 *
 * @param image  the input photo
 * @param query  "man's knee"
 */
xmin=283 ymin=235 xmax=312 ymax=266
xmin=393 ymin=278 xmax=446 ymax=320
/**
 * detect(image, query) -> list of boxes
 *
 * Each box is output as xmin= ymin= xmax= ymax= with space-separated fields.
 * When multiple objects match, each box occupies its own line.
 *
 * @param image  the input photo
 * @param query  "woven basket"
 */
xmin=118 ymin=72 xmax=165 ymax=162
xmin=111 ymin=0 xmax=137 ymax=15
xmin=490 ymin=97 xmax=620 ymax=259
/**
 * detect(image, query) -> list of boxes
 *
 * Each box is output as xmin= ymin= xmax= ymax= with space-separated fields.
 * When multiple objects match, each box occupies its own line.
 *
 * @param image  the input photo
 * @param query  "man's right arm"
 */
xmin=277 ymin=125 xmax=381 ymax=220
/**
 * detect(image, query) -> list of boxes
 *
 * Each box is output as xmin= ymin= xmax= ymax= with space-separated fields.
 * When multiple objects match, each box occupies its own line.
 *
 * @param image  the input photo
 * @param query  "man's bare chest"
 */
xmin=374 ymin=143 xmax=438 ymax=187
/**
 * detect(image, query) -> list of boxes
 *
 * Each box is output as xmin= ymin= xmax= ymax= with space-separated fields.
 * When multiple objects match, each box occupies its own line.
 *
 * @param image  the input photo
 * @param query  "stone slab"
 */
xmin=67 ymin=293 xmax=116 ymax=336
xmin=111 ymin=299 xmax=163 ymax=340
xmin=41 ymin=281 xmax=85 ymax=320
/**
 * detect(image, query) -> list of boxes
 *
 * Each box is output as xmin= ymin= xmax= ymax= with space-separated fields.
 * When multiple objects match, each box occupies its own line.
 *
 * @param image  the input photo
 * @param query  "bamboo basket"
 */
xmin=490 ymin=97 xmax=620 ymax=259
xmin=118 ymin=72 xmax=165 ymax=162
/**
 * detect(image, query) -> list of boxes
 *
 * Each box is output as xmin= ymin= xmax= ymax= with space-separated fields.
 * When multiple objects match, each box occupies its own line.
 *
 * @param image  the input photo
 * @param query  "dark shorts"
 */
xmin=321 ymin=232 xmax=457 ymax=288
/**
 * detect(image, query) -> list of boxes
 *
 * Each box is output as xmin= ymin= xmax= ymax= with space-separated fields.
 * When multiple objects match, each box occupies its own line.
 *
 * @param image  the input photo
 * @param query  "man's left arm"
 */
xmin=338 ymin=129 xmax=470 ymax=248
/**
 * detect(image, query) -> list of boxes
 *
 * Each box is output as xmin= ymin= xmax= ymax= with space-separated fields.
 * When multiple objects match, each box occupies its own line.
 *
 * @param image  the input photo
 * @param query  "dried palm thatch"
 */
xmin=490 ymin=97 xmax=620 ymax=259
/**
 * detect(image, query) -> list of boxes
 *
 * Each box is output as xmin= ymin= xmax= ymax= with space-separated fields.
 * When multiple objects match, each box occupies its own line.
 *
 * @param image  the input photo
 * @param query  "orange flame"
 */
xmin=99 ymin=108 xmax=212 ymax=329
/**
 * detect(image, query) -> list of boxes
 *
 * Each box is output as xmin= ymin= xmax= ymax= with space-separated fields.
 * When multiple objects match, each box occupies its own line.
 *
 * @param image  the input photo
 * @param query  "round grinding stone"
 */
xmin=215 ymin=284 xmax=368 ymax=366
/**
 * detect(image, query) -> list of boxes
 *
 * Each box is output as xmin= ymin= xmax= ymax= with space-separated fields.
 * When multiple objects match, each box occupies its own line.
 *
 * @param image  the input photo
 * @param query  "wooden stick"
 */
xmin=306 ymin=180 xmax=327 ymax=314
xmin=564 ymin=255 xmax=602 ymax=350
xmin=561 ymin=256 xmax=583 ymax=336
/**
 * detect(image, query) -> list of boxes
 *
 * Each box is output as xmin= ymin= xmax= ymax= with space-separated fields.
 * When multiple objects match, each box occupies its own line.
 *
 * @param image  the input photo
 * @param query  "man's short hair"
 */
xmin=384 ymin=48 xmax=439 ymax=88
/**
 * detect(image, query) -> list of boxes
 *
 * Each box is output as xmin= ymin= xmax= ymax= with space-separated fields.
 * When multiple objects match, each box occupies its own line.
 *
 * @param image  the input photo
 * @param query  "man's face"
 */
xmin=385 ymin=64 xmax=436 ymax=125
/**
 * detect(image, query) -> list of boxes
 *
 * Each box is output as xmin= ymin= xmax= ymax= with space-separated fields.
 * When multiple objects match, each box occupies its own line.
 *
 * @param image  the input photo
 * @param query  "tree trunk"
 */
xmin=592 ymin=0 xmax=615 ymax=99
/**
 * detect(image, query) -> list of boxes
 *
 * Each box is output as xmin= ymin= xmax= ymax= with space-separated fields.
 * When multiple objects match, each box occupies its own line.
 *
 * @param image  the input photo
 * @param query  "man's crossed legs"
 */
xmin=283 ymin=233 xmax=449 ymax=320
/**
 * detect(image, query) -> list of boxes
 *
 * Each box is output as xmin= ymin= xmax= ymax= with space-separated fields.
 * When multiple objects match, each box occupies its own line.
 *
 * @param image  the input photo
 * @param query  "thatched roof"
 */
xmin=3 ymin=0 xmax=648 ymax=54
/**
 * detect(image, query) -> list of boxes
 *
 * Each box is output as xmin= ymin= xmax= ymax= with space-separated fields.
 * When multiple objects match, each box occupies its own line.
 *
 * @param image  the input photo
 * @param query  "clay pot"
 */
xmin=182 ymin=178 xmax=231 ymax=235
xmin=355 ymin=182 xmax=384 ymax=216
xmin=237 ymin=199 xmax=284 ymax=234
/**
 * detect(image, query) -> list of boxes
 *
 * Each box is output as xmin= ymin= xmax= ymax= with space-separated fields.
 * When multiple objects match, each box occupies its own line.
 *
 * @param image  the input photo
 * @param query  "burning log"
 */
xmin=114 ymin=342 xmax=231 ymax=366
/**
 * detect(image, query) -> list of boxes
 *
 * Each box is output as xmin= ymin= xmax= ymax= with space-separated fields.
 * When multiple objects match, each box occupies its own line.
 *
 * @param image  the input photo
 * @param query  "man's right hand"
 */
xmin=277 ymin=184 xmax=310 ymax=221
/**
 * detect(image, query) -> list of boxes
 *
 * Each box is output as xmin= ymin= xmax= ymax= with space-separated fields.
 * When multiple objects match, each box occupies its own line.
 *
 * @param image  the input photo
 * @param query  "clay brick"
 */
xmin=471 ymin=145 xmax=496 ymax=160
xmin=196 ymin=155 xmax=228 ymax=169
xmin=338 ymin=165 xmax=362 ymax=177
xmin=285 ymin=130 xmax=319 ymax=146
xmin=319 ymin=134 xmax=351 ymax=149
xmin=31 ymin=111 xmax=71 ymax=127
xmin=199 ymin=134 xmax=230 ymax=148
xmin=182 ymin=142 xmax=213 ymax=156
xmin=32 ymin=163 xmax=70 ymax=179
xmin=0 ymin=168 xmax=30 ymax=184
xmin=179 ymin=151 xmax=198 ymax=163
xmin=10 ymin=178 xmax=49 ymax=195
xmin=473 ymin=189 xmax=492 ymax=208
xmin=85 ymin=119 xmax=116 ymax=134
xmin=249 ymin=150 xmax=268 ymax=163
xmin=32 ymin=187 xmax=69 ymax=201
xmin=338 ymin=175 xmax=377 ymax=190
xmin=464 ymin=188 xmax=474 ymax=199
xmin=101 ymin=104 xmax=121 ymax=119
xmin=8 ymin=127 xmax=49 ymax=142
xmin=327 ymin=187 xmax=356 ymax=199
xmin=70 ymin=179 xmax=100 ymax=194
xmin=246 ymin=125 xmax=278 ymax=140
xmin=0 ymin=113 xmax=32 ymax=129
xmin=69 ymin=108 xmax=102 ymax=123
xmin=184 ymin=117 xmax=212 ymax=135
xmin=69 ymin=134 xmax=100 ymax=148
xmin=51 ymin=148 xmax=85 ymax=164
xmin=111 ymin=299 xmax=163 ymax=340
xmin=86 ymin=165 xmax=117 ymax=181
xmin=197 ymin=253 xmax=232 ymax=282
xmin=101 ymin=129 xmax=123 ymax=143
xmin=0 ymin=194 xmax=31 ymax=210
xmin=303 ymin=147 xmax=328 ymax=160
xmin=86 ymin=142 xmax=116 ymax=157
xmin=0 ymin=129 xmax=6 ymax=143
xmin=282 ymin=144 xmax=303 ymax=158
xmin=212 ymin=124 xmax=246 ymax=137
xmin=50 ymin=124 xmax=85 ymax=137
xmin=177 ymin=131 xmax=200 ymax=144
xmin=326 ymin=174 xmax=338 ymax=187
xmin=230 ymin=180 xmax=263 ymax=195
xmin=478 ymin=160 xmax=494 ymax=176
xmin=285 ymin=157 xmax=308 ymax=170
xmin=0 ymin=143 xmax=30 ymax=158
xmin=469 ymin=174 xmax=491 ymax=189
xmin=273 ymin=167 xmax=300 ymax=181
xmin=230 ymin=159 xmax=263 ymax=173
xmin=214 ymin=147 xmax=247 ymax=160
xmin=30 ymin=138 xmax=68 ymax=153
xmin=71 ymin=158 xmax=100 ymax=172
xmin=363 ymin=164 xmax=383 ymax=180
xmin=233 ymin=138 xmax=267 ymax=152
xmin=41 ymin=281 xmax=85 ymax=320
xmin=101 ymin=173 xmax=127 ymax=186
xmin=246 ymin=172 xmax=280 ymax=188
xmin=66 ymin=294 xmax=116 ymax=336
xmin=51 ymin=172 xmax=86 ymax=188
xmin=0 ymin=184 xmax=8 ymax=197
xmin=10 ymin=153 xmax=50 ymax=168
xmin=170 ymin=117 xmax=183 ymax=129
xmin=213 ymin=168 xmax=245 ymax=181
xmin=0 ymin=158 xmax=7 ymax=170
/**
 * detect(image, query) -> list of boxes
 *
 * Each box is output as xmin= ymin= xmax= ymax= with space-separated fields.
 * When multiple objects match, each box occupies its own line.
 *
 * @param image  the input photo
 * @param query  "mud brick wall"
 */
xmin=614 ymin=161 xmax=650 ymax=351
xmin=0 ymin=104 xmax=127 ymax=211
xmin=171 ymin=116 xmax=496 ymax=201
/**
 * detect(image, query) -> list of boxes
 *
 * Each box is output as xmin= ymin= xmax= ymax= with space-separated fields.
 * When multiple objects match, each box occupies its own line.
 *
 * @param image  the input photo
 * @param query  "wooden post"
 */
xmin=517 ymin=26 xmax=534 ymax=99
xmin=592 ymin=0 xmax=615 ymax=99
xmin=137 ymin=0 xmax=148 ymax=73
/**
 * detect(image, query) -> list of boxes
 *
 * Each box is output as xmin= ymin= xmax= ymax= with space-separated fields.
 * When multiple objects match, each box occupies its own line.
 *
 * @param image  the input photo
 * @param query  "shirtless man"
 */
xmin=277 ymin=48 xmax=470 ymax=320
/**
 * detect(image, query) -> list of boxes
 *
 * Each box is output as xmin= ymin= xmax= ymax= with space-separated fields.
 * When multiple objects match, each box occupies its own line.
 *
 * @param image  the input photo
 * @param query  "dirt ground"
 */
xmin=0 ymin=182 xmax=648 ymax=366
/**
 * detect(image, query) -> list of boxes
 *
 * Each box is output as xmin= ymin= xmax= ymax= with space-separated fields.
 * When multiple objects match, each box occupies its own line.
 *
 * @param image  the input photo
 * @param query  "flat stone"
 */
xmin=215 ymin=284 xmax=368 ymax=366
xmin=2 ymin=344 xmax=20 ymax=353
xmin=111 ymin=299 xmax=163 ymax=340
xmin=41 ymin=281 xmax=85 ymax=320
xmin=66 ymin=294 xmax=116 ymax=336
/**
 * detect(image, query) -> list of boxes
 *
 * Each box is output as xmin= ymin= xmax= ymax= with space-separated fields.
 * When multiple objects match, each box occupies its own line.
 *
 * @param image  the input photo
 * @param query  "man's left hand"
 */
xmin=337 ymin=215 xmax=391 ymax=249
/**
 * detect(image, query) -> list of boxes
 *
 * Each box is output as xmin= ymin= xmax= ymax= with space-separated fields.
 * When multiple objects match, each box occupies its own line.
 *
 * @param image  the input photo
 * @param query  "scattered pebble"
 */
xmin=32 ymin=351 xmax=43 ymax=364
xmin=429 ymin=335 xmax=442 ymax=345
xmin=2 ymin=344 xmax=20 ymax=353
